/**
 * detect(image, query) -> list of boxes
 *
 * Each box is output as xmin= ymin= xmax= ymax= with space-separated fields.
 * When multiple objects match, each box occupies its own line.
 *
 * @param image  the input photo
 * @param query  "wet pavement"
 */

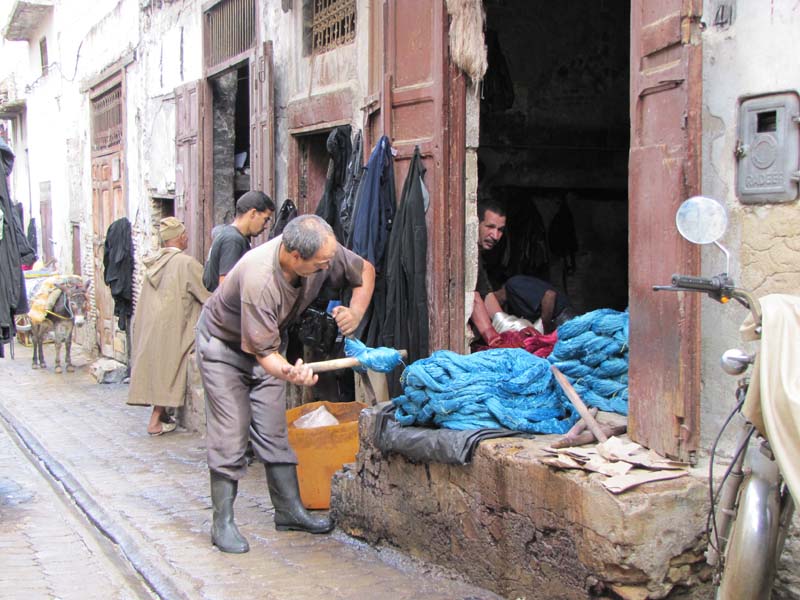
xmin=0 ymin=345 xmax=501 ymax=600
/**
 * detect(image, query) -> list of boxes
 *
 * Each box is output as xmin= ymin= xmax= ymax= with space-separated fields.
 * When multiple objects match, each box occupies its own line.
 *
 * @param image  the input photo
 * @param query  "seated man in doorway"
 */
xmin=202 ymin=191 xmax=275 ymax=292
xmin=471 ymin=199 xmax=574 ymax=343
xmin=471 ymin=199 xmax=508 ymax=346
xmin=503 ymin=274 xmax=575 ymax=335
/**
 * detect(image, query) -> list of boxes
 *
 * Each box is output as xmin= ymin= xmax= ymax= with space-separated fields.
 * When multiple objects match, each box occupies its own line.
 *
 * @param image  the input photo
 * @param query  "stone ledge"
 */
xmin=331 ymin=405 xmax=713 ymax=600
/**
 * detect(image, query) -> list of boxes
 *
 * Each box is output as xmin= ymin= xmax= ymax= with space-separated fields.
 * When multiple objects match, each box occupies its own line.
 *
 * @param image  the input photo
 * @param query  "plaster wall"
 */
xmin=701 ymin=2 xmax=800 ymax=597
xmin=260 ymin=0 xmax=370 ymax=206
xmin=2 ymin=0 xmax=205 ymax=349
xmin=0 ymin=36 xmax=32 ymax=208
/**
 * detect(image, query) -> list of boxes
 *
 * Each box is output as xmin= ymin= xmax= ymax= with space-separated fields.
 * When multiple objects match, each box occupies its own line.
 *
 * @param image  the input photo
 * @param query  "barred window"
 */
xmin=205 ymin=0 xmax=256 ymax=70
xmin=311 ymin=0 xmax=356 ymax=54
xmin=91 ymin=85 xmax=122 ymax=152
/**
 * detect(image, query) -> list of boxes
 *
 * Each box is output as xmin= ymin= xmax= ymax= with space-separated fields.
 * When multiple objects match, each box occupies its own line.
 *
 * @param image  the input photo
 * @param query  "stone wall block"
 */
xmin=332 ymin=406 xmax=713 ymax=599
xmin=179 ymin=351 xmax=205 ymax=433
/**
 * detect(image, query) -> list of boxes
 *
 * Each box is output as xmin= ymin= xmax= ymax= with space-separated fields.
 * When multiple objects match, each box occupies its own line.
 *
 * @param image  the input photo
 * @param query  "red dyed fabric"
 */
xmin=474 ymin=328 xmax=557 ymax=358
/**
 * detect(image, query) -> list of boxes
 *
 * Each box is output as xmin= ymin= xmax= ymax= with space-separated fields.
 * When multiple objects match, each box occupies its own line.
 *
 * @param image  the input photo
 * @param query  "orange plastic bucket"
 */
xmin=286 ymin=400 xmax=367 ymax=509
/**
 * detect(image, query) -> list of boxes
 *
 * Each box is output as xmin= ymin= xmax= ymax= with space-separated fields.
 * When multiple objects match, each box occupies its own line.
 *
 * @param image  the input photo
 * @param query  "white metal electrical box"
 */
xmin=736 ymin=92 xmax=799 ymax=204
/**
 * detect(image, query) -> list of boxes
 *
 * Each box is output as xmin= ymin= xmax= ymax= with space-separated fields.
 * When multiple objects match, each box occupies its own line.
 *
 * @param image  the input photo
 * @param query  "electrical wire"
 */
xmin=705 ymin=391 xmax=751 ymax=564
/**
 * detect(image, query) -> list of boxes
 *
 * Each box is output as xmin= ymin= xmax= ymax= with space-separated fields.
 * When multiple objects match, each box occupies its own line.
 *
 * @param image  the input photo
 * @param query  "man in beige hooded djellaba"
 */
xmin=128 ymin=217 xmax=211 ymax=435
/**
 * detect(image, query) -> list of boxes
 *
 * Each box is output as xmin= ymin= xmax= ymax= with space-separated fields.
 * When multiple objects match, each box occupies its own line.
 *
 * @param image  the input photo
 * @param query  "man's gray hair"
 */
xmin=282 ymin=215 xmax=335 ymax=259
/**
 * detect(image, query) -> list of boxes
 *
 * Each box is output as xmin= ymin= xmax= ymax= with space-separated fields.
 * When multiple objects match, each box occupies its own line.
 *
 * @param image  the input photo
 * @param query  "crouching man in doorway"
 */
xmin=195 ymin=215 xmax=375 ymax=553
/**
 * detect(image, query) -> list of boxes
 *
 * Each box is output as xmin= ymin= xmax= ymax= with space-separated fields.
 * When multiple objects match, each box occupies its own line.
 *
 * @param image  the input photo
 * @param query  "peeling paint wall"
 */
xmin=701 ymin=2 xmax=800 ymax=596
xmin=260 ymin=0 xmax=370 ymax=205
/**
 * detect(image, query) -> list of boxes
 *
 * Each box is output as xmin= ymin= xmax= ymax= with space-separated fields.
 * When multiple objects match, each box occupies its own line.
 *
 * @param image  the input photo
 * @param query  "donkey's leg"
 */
xmin=37 ymin=325 xmax=47 ymax=369
xmin=31 ymin=326 xmax=39 ymax=369
xmin=65 ymin=325 xmax=75 ymax=372
xmin=53 ymin=324 xmax=64 ymax=374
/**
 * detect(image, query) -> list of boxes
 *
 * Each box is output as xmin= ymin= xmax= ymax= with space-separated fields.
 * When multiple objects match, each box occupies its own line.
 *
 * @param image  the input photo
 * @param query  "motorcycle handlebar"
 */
xmin=652 ymin=274 xmax=763 ymax=327
xmin=671 ymin=274 xmax=723 ymax=292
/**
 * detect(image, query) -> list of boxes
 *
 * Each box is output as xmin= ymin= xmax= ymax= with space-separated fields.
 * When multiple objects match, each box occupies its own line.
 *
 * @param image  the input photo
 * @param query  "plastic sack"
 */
xmin=293 ymin=405 xmax=340 ymax=429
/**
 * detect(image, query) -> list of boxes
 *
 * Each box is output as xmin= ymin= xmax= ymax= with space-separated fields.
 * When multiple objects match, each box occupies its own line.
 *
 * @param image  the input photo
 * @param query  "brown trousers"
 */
xmin=195 ymin=313 xmax=297 ymax=481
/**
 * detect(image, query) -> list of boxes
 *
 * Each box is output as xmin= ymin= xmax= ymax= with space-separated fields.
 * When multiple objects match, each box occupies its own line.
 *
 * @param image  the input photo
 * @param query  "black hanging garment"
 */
xmin=548 ymin=199 xmax=578 ymax=293
xmin=339 ymin=130 xmax=363 ymax=244
xmin=483 ymin=29 xmax=515 ymax=112
xmin=315 ymin=125 xmax=352 ymax=244
xmin=103 ymin=217 xmax=134 ymax=331
xmin=0 ymin=139 xmax=27 ymax=352
xmin=268 ymin=199 xmax=298 ymax=240
xmin=381 ymin=146 xmax=429 ymax=395
xmin=13 ymin=204 xmax=36 ymax=268
xmin=26 ymin=216 xmax=38 ymax=257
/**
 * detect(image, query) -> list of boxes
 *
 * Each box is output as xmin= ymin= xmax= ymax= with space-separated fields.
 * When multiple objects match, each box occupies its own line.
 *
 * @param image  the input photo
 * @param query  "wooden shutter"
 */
xmin=628 ymin=0 xmax=703 ymax=460
xmin=383 ymin=0 xmax=465 ymax=353
xmin=250 ymin=41 xmax=274 ymax=200
xmin=175 ymin=80 xmax=205 ymax=261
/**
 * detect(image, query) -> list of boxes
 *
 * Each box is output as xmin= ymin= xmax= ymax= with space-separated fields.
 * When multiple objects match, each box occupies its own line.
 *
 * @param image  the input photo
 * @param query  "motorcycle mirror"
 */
xmin=675 ymin=196 xmax=728 ymax=245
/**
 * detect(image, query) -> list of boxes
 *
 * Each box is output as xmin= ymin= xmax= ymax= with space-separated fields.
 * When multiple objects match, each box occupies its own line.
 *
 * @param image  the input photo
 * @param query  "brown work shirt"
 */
xmin=202 ymin=235 xmax=364 ymax=357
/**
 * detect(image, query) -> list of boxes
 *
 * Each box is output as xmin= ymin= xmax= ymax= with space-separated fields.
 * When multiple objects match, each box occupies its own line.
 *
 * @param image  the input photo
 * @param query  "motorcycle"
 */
xmin=653 ymin=195 xmax=798 ymax=599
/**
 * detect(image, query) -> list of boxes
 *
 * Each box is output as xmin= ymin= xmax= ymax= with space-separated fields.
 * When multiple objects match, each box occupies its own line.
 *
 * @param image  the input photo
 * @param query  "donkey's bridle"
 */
xmin=47 ymin=287 xmax=88 ymax=321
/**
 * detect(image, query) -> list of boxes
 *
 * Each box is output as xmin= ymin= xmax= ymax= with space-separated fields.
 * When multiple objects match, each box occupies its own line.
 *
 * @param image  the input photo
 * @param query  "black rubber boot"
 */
xmin=210 ymin=471 xmax=250 ymax=553
xmin=265 ymin=464 xmax=334 ymax=534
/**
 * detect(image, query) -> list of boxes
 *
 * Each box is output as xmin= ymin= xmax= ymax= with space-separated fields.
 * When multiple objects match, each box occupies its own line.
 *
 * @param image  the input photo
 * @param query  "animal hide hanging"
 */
xmin=445 ymin=0 xmax=488 ymax=88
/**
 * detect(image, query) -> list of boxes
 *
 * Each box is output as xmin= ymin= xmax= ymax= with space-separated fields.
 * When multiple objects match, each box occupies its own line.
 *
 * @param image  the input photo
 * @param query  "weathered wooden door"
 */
xmin=250 ymin=41 xmax=274 ymax=248
xmin=91 ymin=152 xmax=126 ymax=359
xmin=383 ymin=0 xmax=466 ymax=353
xmin=250 ymin=41 xmax=274 ymax=203
xmin=628 ymin=0 xmax=703 ymax=460
xmin=38 ymin=181 xmax=53 ymax=264
xmin=175 ymin=80 xmax=206 ymax=262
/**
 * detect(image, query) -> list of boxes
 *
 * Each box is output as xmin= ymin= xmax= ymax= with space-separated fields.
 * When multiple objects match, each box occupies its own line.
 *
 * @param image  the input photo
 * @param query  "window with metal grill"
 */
xmin=311 ymin=0 xmax=356 ymax=54
xmin=204 ymin=0 xmax=256 ymax=71
xmin=91 ymin=86 xmax=123 ymax=152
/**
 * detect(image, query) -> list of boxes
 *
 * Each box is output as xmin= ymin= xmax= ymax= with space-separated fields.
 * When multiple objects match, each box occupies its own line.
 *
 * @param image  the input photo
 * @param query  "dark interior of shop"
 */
xmin=478 ymin=0 xmax=631 ymax=314
xmin=210 ymin=64 xmax=251 ymax=227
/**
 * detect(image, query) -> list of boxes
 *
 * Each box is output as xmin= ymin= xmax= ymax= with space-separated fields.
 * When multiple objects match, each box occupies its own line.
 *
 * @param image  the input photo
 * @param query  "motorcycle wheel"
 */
xmin=716 ymin=469 xmax=781 ymax=600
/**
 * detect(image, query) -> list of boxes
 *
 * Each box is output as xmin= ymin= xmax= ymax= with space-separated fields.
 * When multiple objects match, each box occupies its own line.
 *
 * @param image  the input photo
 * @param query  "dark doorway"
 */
xmin=296 ymin=130 xmax=332 ymax=215
xmin=209 ymin=64 xmax=251 ymax=228
xmin=478 ymin=1 xmax=630 ymax=314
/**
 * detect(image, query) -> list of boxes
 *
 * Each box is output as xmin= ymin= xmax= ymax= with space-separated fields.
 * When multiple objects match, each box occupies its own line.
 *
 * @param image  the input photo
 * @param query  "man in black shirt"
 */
xmin=471 ymin=199 xmax=574 ymax=341
xmin=203 ymin=191 xmax=275 ymax=292
xmin=471 ymin=199 xmax=507 ymax=345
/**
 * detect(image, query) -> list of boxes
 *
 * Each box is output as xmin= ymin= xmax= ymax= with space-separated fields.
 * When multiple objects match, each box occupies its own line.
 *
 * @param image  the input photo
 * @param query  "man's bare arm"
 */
xmin=332 ymin=259 xmax=376 ymax=336
xmin=256 ymin=352 xmax=318 ymax=387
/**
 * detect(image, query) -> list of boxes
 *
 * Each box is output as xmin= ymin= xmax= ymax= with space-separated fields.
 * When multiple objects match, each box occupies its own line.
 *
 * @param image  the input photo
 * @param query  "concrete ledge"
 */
xmin=331 ymin=406 xmax=713 ymax=600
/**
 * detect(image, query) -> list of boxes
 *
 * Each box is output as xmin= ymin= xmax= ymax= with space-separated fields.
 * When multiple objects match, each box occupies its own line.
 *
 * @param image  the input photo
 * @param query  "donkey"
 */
xmin=31 ymin=280 xmax=90 ymax=373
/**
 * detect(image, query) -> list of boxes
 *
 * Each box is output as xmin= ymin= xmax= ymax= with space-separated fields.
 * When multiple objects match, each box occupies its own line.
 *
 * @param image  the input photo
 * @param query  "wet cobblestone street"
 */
xmin=0 ymin=345 xmax=500 ymax=600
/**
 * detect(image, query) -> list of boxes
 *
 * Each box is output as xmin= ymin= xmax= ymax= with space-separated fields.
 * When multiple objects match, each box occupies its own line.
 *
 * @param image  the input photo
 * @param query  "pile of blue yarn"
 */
xmin=392 ymin=308 xmax=629 ymax=434
xmin=548 ymin=308 xmax=629 ymax=415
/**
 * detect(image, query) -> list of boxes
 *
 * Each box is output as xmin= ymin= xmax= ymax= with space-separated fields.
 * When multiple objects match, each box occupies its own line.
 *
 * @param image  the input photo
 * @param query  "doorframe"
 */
xmin=286 ymin=90 xmax=354 ymax=214
xmin=88 ymin=68 xmax=128 ymax=360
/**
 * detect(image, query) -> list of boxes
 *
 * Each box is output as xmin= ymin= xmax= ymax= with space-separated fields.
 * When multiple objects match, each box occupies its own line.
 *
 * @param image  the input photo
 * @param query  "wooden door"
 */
xmin=38 ymin=182 xmax=53 ymax=264
xmin=628 ymin=0 xmax=703 ymax=460
xmin=92 ymin=152 xmax=126 ymax=359
xmin=175 ymin=80 xmax=206 ymax=262
xmin=250 ymin=41 xmax=274 ymax=248
xmin=383 ymin=0 xmax=466 ymax=353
